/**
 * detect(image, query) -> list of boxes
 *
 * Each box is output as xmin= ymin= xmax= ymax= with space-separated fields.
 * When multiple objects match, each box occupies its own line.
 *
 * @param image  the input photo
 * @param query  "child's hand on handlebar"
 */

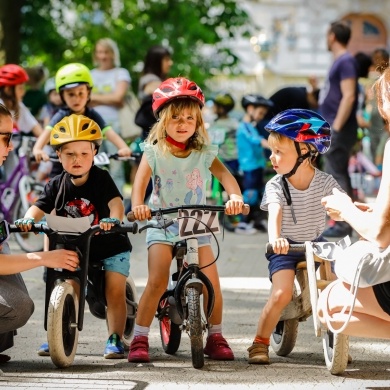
xmin=117 ymin=147 xmax=132 ymax=157
xmin=132 ymin=205 xmax=152 ymax=221
xmin=33 ymin=149 xmax=50 ymax=162
xmin=271 ymin=237 xmax=290 ymax=254
xmin=99 ymin=217 xmax=120 ymax=231
xmin=14 ymin=218 xmax=35 ymax=232
xmin=225 ymin=195 xmax=244 ymax=215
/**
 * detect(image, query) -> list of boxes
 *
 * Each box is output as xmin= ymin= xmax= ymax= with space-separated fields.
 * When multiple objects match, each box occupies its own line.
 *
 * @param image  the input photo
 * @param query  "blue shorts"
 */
xmin=103 ymin=251 xmax=130 ymax=277
xmin=266 ymin=237 xmax=325 ymax=281
xmin=147 ymin=222 xmax=211 ymax=249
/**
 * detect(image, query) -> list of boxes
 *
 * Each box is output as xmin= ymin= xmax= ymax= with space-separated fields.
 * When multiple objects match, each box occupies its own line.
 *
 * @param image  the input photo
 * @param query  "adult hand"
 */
xmin=36 ymin=249 xmax=79 ymax=271
xmin=321 ymin=188 xmax=353 ymax=220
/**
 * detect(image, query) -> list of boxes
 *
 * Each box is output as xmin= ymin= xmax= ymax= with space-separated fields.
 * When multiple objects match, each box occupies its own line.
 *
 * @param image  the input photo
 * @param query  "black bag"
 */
xmin=134 ymin=95 xmax=156 ymax=140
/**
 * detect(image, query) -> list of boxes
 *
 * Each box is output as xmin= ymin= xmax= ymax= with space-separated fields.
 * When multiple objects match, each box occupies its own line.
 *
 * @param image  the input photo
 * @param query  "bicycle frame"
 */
xmin=0 ymin=135 xmax=37 ymax=221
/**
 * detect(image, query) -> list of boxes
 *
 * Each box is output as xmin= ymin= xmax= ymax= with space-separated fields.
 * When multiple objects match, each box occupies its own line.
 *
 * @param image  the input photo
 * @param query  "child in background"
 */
xmin=248 ymin=109 xmax=342 ymax=364
xmin=32 ymin=63 xmax=131 ymax=184
xmin=16 ymin=114 xmax=131 ymax=359
xmin=128 ymin=77 xmax=245 ymax=363
xmin=235 ymin=94 xmax=273 ymax=235
xmin=0 ymin=64 xmax=43 ymax=137
xmin=36 ymin=77 xmax=64 ymax=181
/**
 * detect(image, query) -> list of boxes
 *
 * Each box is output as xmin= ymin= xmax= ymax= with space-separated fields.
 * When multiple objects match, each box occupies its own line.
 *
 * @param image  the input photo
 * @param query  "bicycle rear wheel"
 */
xmin=158 ymin=295 xmax=182 ymax=354
xmin=187 ymin=287 xmax=204 ymax=369
xmin=271 ymin=318 xmax=299 ymax=356
xmin=47 ymin=281 xmax=79 ymax=368
xmin=12 ymin=183 xmax=44 ymax=252
xmin=122 ymin=276 xmax=138 ymax=347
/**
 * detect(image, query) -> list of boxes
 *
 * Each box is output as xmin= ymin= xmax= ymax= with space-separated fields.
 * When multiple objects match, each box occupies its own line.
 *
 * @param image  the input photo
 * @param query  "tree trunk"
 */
xmin=0 ymin=0 xmax=24 ymax=64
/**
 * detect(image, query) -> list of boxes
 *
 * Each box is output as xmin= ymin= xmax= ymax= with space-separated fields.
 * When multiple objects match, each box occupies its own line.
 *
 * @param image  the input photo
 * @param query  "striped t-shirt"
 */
xmin=261 ymin=169 xmax=343 ymax=242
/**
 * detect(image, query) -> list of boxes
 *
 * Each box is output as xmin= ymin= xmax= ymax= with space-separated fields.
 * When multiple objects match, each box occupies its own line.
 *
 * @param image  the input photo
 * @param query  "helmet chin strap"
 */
xmin=283 ymin=142 xmax=315 ymax=179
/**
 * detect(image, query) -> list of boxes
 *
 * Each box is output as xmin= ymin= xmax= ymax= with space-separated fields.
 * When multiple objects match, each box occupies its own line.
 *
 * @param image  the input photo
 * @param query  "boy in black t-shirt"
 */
xmin=16 ymin=114 xmax=131 ymax=360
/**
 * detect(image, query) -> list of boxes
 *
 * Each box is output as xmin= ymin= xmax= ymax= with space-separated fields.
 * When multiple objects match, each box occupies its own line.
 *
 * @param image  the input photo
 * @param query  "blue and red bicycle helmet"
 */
xmin=265 ymin=108 xmax=331 ymax=154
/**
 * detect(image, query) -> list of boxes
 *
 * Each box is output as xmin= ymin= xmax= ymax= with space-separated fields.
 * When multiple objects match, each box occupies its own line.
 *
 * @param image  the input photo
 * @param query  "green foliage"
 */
xmin=20 ymin=0 xmax=251 ymax=92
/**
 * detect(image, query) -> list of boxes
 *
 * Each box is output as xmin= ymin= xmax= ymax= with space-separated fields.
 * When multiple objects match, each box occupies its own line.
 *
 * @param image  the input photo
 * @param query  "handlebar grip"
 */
xmin=265 ymin=243 xmax=306 ymax=254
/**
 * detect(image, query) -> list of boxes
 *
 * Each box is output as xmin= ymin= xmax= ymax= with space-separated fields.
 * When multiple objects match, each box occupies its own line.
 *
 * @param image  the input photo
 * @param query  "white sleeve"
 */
xmin=17 ymin=102 xmax=38 ymax=133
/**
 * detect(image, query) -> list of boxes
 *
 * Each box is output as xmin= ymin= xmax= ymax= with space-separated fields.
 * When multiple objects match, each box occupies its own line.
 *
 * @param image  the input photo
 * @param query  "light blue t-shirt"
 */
xmin=143 ymin=142 xmax=218 ymax=242
xmin=237 ymin=121 xmax=266 ymax=172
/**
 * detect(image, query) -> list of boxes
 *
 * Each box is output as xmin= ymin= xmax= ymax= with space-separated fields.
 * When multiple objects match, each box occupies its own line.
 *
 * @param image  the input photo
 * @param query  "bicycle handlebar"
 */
xmin=126 ymin=203 xmax=250 ymax=222
xmin=9 ymin=222 xmax=139 ymax=238
xmin=265 ymin=243 xmax=306 ymax=254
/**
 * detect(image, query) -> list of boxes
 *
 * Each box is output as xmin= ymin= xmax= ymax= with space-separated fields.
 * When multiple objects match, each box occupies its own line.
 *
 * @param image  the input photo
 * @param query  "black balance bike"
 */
xmin=11 ymin=220 xmax=139 ymax=368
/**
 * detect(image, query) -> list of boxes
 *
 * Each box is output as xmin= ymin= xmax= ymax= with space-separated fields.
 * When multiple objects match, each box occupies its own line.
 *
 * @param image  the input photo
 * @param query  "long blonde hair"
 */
xmin=146 ymin=98 xmax=209 ymax=155
xmin=376 ymin=67 xmax=390 ymax=122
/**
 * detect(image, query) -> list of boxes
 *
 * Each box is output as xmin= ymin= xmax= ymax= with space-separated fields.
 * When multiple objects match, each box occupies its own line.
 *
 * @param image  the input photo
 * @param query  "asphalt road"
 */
xmin=0 ymin=227 xmax=390 ymax=389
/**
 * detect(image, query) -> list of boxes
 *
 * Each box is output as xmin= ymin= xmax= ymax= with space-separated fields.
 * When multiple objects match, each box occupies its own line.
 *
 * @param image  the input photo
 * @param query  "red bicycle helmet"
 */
xmin=0 ymin=64 xmax=29 ymax=86
xmin=152 ymin=77 xmax=205 ymax=118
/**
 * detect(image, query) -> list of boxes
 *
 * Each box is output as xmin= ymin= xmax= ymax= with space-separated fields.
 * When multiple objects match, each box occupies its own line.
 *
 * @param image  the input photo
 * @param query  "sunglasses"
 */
xmin=0 ymin=132 xmax=12 ymax=147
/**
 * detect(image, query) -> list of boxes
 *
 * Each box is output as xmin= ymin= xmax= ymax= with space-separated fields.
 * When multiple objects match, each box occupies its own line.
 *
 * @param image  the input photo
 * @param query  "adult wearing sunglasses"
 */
xmin=0 ymin=104 xmax=79 ymax=363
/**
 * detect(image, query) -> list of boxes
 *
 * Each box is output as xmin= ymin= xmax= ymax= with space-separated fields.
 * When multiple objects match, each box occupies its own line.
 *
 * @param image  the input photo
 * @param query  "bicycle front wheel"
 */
xmin=187 ymin=287 xmax=204 ymax=369
xmin=323 ymin=329 xmax=349 ymax=375
xmin=47 ymin=282 xmax=79 ymax=368
xmin=12 ymin=183 xmax=44 ymax=252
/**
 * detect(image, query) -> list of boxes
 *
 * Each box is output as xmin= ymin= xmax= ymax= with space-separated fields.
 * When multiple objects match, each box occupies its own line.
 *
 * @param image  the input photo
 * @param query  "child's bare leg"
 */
xmin=135 ymin=243 xmax=172 ymax=326
xmin=105 ymin=271 xmax=127 ymax=337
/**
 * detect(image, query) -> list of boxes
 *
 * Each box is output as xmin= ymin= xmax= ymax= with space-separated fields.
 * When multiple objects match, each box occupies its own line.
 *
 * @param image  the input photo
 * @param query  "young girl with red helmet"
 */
xmin=128 ymin=77 xmax=245 ymax=363
xmin=0 ymin=64 xmax=43 ymax=136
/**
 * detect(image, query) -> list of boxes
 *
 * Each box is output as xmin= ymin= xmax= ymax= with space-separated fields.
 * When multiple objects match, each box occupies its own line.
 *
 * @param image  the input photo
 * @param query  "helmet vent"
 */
xmin=59 ymin=126 xmax=66 ymax=133
xmin=82 ymin=123 xmax=89 ymax=131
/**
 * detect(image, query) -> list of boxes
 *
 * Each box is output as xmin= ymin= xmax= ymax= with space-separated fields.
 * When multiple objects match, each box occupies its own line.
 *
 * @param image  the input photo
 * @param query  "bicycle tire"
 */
xmin=187 ymin=287 xmax=204 ymax=369
xmin=123 ymin=276 xmax=138 ymax=346
xmin=12 ymin=183 xmax=44 ymax=252
xmin=47 ymin=281 xmax=79 ymax=368
xmin=322 ymin=329 xmax=349 ymax=375
xmin=159 ymin=315 xmax=182 ymax=354
xmin=270 ymin=318 xmax=299 ymax=356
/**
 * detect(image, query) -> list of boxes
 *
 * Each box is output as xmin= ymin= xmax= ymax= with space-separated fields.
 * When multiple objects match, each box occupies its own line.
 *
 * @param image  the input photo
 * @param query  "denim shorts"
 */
xmin=266 ymin=237 xmax=325 ymax=281
xmin=146 ymin=221 xmax=211 ymax=249
xmin=103 ymin=251 xmax=130 ymax=277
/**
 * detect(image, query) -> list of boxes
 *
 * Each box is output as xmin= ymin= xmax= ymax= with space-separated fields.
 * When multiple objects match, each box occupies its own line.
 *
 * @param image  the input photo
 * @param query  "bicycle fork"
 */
xmin=174 ymin=238 xmax=215 ymax=325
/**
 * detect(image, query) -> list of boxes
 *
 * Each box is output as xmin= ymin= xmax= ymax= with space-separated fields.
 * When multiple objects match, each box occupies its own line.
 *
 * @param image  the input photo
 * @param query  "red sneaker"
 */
xmin=127 ymin=336 xmax=150 ymax=363
xmin=204 ymin=333 xmax=234 ymax=360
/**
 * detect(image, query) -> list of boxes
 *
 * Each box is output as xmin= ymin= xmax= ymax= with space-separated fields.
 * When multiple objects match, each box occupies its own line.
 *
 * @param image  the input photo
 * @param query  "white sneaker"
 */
xmin=234 ymin=222 xmax=257 ymax=235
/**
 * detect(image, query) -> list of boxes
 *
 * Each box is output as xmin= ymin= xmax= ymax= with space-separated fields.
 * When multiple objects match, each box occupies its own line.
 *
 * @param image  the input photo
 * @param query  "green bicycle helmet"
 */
xmin=55 ymin=63 xmax=93 ymax=92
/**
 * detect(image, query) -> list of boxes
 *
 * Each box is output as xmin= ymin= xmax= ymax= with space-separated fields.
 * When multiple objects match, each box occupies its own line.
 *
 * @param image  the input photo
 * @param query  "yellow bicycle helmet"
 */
xmin=50 ymin=114 xmax=103 ymax=150
xmin=55 ymin=63 xmax=93 ymax=92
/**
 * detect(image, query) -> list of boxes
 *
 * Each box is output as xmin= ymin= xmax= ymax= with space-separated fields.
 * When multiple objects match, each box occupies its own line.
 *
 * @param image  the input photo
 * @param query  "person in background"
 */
xmin=319 ymin=20 xmax=358 ymax=237
xmin=32 ymin=63 xmax=131 ymax=178
xmin=23 ymin=65 xmax=47 ymax=120
xmin=368 ymin=48 xmax=389 ymax=167
xmin=0 ymin=64 xmax=43 ymax=137
xmin=90 ymin=38 xmax=132 ymax=194
xmin=235 ymin=94 xmax=273 ymax=235
xmin=0 ymin=103 xmax=78 ymax=364
xmin=35 ymin=77 xmax=64 ymax=182
xmin=135 ymin=45 xmax=173 ymax=141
